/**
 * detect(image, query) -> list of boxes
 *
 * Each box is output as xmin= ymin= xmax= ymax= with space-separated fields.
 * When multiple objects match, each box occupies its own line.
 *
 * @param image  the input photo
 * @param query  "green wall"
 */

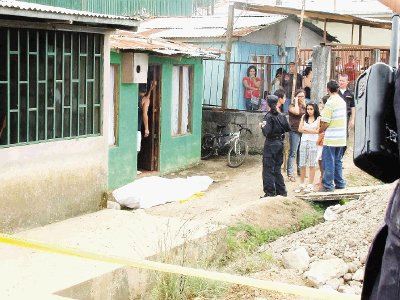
xmin=22 ymin=0 xmax=208 ymax=17
xmin=108 ymin=53 xmax=203 ymax=189
xmin=108 ymin=52 xmax=138 ymax=190
xmin=150 ymin=56 xmax=203 ymax=175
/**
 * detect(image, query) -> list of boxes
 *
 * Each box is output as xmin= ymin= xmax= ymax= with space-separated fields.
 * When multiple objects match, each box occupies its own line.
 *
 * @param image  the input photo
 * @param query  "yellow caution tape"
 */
xmin=178 ymin=192 xmax=205 ymax=203
xmin=0 ymin=233 xmax=359 ymax=300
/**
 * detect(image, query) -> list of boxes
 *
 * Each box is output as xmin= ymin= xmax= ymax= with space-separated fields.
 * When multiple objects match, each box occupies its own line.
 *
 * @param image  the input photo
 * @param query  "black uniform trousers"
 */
xmin=262 ymin=139 xmax=287 ymax=196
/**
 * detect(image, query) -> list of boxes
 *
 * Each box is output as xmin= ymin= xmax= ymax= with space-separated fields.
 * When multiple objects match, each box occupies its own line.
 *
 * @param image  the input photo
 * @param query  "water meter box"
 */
xmin=354 ymin=62 xmax=400 ymax=183
xmin=121 ymin=52 xmax=148 ymax=83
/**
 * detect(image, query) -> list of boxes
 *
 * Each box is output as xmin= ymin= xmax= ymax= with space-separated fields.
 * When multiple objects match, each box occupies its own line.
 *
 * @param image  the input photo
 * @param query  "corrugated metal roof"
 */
xmin=110 ymin=30 xmax=222 ymax=58
xmin=138 ymin=14 xmax=287 ymax=38
xmin=0 ymin=0 xmax=140 ymax=28
xmin=236 ymin=1 xmax=392 ymax=29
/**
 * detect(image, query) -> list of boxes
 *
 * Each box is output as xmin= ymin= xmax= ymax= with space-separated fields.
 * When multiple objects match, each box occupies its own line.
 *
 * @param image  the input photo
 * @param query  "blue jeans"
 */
xmin=322 ymin=146 xmax=346 ymax=191
xmin=245 ymin=99 xmax=258 ymax=111
xmin=287 ymin=131 xmax=301 ymax=176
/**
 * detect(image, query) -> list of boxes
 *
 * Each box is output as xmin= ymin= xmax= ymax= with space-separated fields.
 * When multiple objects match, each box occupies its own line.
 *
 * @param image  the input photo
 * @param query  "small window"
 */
xmin=171 ymin=65 xmax=193 ymax=136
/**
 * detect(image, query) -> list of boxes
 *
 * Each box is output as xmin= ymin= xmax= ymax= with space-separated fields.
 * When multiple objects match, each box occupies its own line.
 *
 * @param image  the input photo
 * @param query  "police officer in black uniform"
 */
xmin=261 ymin=95 xmax=291 ymax=197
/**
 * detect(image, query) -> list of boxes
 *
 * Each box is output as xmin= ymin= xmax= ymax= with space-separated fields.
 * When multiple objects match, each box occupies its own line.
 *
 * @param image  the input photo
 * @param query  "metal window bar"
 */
xmin=0 ymin=28 xmax=102 ymax=148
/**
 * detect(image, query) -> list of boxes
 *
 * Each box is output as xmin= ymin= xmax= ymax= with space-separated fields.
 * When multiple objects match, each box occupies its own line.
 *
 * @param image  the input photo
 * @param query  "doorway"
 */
xmin=138 ymin=64 xmax=161 ymax=172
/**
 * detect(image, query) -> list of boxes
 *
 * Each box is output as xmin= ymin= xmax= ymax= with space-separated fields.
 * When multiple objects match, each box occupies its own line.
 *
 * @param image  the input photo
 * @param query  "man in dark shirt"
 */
xmin=281 ymin=62 xmax=302 ymax=113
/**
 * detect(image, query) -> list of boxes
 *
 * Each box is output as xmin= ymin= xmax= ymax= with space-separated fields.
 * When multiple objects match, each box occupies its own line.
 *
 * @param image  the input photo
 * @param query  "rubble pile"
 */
xmin=260 ymin=183 xmax=395 ymax=295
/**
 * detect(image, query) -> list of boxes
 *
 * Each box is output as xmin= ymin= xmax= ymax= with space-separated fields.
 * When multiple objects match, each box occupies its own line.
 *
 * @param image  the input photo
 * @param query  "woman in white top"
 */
xmin=295 ymin=103 xmax=321 ymax=193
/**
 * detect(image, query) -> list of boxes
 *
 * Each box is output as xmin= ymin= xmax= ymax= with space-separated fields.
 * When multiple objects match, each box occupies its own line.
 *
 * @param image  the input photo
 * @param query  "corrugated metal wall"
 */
xmin=23 ymin=0 xmax=214 ymax=16
xmin=199 ymin=41 xmax=295 ymax=110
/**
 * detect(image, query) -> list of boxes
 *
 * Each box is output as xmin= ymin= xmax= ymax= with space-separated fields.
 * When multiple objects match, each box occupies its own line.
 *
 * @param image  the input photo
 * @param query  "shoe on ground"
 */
xmin=277 ymin=193 xmax=288 ymax=197
xmin=335 ymin=185 xmax=346 ymax=190
xmin=303 ymin=184 xmax=314 ymax=193
xmin=260 ymin=193 xmax=276 ymax=198
xmin=294 ymin=184 xmax=305 ymax=193
xmin=287 ymin=175 xmax=296 ymax=182
xmin=317 ymin=186 xmax=334 ymax=193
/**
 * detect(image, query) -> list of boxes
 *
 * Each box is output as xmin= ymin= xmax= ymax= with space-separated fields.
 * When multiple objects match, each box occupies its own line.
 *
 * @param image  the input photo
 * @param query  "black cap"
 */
xmin=267 ymin=95 xmax=278 ymax=106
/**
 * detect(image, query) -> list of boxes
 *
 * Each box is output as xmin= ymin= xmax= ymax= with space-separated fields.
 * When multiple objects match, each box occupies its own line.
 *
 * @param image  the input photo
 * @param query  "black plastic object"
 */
xmin=354 ymin=62 xmax=400 ymax=183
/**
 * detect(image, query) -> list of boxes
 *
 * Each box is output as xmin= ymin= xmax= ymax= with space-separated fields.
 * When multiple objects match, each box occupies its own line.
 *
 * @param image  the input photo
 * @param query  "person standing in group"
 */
xmin=243 ymin=65 xmax=261 ymax=111
xmin=318 ymin=80 xmax=347 ymax=192
xmin=335 ymin=57 xmax=344 ymax=80
xmin=315 ymin=95 xmax=329 ymax=190
xmin=274 ymin=88 xmax=286 ymax=113
xmin=338 ymin=74 xmax=355 ymax=157
xmin=287 ymin=89 xmax=307 ymax=182
xmin=138 ymin=81 xmax=156 ymax=153
xmin=258 ymin=90 xmax=269 ymax=112
xmin=260 ymin=95 xmax=291 ymax=197
xmin=271 ymin=68 xmax=285 ymax=93
xmin=282 ymin=62 xmax=302 ymax=113
xmin=302 ymin=66 xmax=312 ymax=104
xmin=295 ymin=103 xmax=321 ymax=193
xmin=344 ymin=55 xmax=358 ymax=90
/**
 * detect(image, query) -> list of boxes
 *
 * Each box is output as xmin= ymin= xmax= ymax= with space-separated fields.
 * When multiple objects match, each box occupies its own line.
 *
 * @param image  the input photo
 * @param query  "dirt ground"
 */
xmin=147 ymin=136 xmax=379 ymax=230
xmin=144 ymin=136 xmax=380 ymax=299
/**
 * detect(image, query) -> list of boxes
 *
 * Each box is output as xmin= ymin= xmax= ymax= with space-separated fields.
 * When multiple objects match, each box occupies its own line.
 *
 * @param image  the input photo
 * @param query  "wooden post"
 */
xmin=351 ymin=23 xmax=355 ymax=44
xmin=323 ymin=19 xmax=327 ymax=44
xmin=221 ymin=3 xmax=234 ymax=110
xmin=291 ymin=0 xmax=306 ymax=100
xmin=358 ymin=25 xmax=363 ymax=45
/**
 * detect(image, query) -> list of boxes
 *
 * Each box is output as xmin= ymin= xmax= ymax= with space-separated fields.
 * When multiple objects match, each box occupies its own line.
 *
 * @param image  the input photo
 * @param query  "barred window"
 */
xmin=0 ymin=28 xmax=103 ymax=147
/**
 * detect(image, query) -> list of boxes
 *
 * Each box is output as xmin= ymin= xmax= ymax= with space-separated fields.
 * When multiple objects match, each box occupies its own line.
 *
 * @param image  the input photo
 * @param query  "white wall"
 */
xmin=314 ymin=21 xmax=392 ymax=47
xmin=241 ymin=19 xmax=323 ymax=48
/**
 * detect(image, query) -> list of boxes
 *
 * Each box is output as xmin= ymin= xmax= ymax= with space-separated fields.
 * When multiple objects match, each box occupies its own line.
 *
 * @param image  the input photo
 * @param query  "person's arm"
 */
xmin=243 ymin=77 xmax=252 ymax=90
xmin=288 ymin=97 xmax=300 ymax=115
xmin=141 ymin=97 xmax=150 ymax=137
xmin=145 ymin=81 xmax=157 ymax=97
xmin=298 ymin=115 xmax=305 ymax=133
xmin=141 ymin=81 xmax=157 ymax=137
xmin=261 ymin=116 xmax=272 ymax=137
xmin=319 ymin=121 xmax=329 ymax=133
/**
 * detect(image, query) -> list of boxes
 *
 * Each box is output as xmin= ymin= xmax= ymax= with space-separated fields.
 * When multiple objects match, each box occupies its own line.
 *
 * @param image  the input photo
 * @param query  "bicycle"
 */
xmin=201 ymin=123 xmax=252 ymax=167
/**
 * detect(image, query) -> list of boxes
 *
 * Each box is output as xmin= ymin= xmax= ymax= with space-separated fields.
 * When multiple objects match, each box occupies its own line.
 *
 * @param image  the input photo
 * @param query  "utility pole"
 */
xmin=221 ymin=3 xmax=234 ymax=110
xmin=292 ymin=0 xmax=306 ymax=100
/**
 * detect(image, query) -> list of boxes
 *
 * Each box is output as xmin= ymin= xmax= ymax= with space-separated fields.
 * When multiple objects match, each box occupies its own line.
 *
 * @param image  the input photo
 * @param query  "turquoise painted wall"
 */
xmin=108 ymin=52 xmax=138 ymax=190
xmin=23 ymin=0 xmax=214 ymax=17
xmin=149 ymin=56 xmax=203 ymax=174
xmin=199 ymin=41 xmax=296 ymax=110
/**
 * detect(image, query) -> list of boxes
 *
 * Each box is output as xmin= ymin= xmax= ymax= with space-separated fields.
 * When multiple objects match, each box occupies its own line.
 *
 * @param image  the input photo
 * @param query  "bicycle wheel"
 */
xmin=201 ymin=134 xmax=215 ymax=160
xmin=227 ymin=139 xmax=248 ymax=167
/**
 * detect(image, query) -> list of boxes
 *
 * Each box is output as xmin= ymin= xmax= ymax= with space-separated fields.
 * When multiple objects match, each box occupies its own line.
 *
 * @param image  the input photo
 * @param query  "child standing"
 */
xmin=315 ymin=95 xmax=329 ymax=189
xmin=259 ymin=91 xmax=269 ymax=112
xmin=295 ymin=103 xmax=321 ymax=193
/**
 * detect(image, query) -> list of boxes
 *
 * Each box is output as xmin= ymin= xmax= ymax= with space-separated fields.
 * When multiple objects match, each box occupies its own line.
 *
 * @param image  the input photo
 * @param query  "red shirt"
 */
xmin=344 ymin=61 xmax=357 ymax=81
xmin=243 ymin=76 xmax=261 ymax=99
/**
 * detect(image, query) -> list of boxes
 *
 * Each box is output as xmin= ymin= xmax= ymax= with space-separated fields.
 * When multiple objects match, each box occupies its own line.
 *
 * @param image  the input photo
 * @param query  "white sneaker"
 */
xmin=303 ymin=184 xmax=314 ymax=193
xmin=294 ymin=184 xmax=305 ymax=193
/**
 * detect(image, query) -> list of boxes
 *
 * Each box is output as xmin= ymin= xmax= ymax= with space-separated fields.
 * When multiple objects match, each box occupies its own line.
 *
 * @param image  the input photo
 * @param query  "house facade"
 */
xmin=0 ymin=1 xmax=139 ymax=232
xmin=139 ymin=14 xmax=335 ymax=110
xmin=108 ymin=31 xmax=220 ymax=189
